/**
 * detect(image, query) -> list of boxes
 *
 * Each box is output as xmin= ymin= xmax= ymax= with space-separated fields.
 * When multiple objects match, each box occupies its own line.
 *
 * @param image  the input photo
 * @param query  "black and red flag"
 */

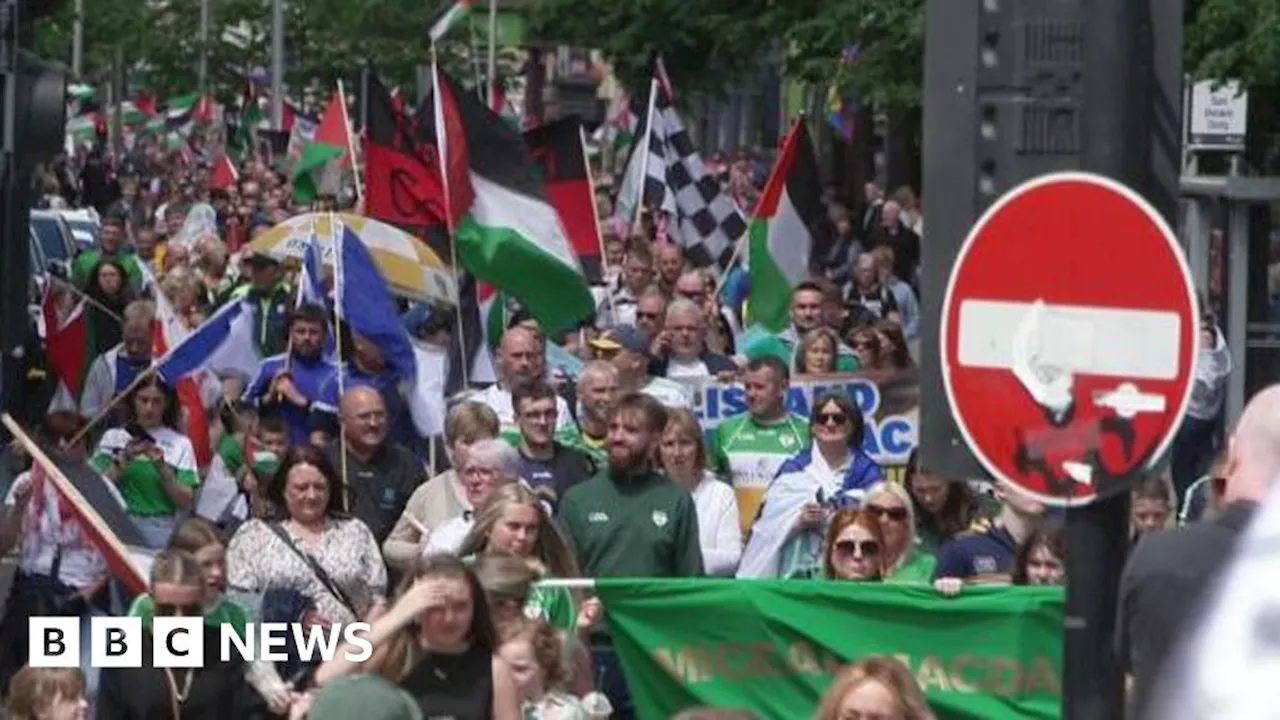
xmin=523 ymin=117 xmax=601 ymax=282
xmin=361 ymin=70 xmax=448 ymax=231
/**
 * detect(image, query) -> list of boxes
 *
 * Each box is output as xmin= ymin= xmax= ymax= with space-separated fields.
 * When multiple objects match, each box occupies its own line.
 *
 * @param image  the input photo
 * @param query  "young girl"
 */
xmin=497 ymin=617 xmax=588 ymax=720
xmin=315 ymin=554 xmax=521 ymax=720
xmin=4 ymin=667 xmax=89 ymax=720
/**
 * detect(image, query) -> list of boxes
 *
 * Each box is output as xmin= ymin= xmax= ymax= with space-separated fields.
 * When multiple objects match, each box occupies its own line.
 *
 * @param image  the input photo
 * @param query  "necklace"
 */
xmin=162 ymin=667 xmax=195 ymax=720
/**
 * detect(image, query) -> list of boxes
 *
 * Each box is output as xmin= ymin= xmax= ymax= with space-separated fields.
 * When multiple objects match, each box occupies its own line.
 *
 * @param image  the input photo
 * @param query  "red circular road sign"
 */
xmin=940 ymin=172 xmax=1198 ymax=507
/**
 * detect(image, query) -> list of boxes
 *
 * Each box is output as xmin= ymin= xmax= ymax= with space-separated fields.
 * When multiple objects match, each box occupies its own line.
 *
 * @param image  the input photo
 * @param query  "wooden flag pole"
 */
xmin=629 ymin=76 xmax=660 ymax=240
xmin=335 ymin=79 xmax=364 ymax=208
xmin=578 ymin=124 xmax=618 ymax=327
xmin=66 ymin=365 xmax=158 ymax=449
xmin=3 ymin=413 xmax=150 ymax=594
xmin=49 ymin=276 xmax=123 ymax=324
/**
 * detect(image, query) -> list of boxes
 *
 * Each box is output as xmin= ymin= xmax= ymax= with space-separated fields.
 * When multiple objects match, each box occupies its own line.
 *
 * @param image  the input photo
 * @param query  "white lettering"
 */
xmin=343 ymin=623 xmax=374 ymax=662
xmin=220 ymin=624 xmax=255 ymax=662
xmin=259 ymin=622 xmax=290 ymax=662
xmin=291 ymin=623 xmax=343 ymax=662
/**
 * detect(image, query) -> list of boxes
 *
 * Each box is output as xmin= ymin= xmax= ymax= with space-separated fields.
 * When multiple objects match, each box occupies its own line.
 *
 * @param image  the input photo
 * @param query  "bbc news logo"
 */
xmin=29 ymin=617 xmax=374 ymax=668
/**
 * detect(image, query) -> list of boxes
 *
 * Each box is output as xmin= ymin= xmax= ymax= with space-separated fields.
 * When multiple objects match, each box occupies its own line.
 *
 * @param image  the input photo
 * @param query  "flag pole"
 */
xmin=486 ymin=0 xmax=498 ymax=110
xmin=431 ymin=45 xmax=470 ymax=389
xmin=49 ymin=276 xmax=123 ymax=325
xmin=331 ymin=213 xmax=350 ymax=512
xmin=336 ymin=79 xmax=364 ymax=209
xmin=66 ymin=366 xmax=159 ymax=449
xmin=578 ymin=124 xmax=618 ymax=327
xmin=629 ymin=76 xmax=660 ymax=239
xmin=711 ymin=116 xmax=801 ymax=300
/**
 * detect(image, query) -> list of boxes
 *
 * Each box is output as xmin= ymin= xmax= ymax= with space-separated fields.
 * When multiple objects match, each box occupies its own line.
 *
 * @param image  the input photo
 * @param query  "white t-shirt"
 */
xmin=666 ymin=357 xmax=710 ymax=379
xmin=4 ymin=471 xmax=122 ymax=588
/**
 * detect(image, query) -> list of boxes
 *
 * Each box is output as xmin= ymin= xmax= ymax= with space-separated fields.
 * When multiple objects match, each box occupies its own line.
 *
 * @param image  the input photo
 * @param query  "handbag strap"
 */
xmin=265 ymin=522 xmax=358 ymax=618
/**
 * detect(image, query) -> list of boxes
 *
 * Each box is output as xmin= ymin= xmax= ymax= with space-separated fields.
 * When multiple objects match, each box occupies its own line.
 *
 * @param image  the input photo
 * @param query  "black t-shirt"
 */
xmin=96 ymin=627 xmax=252 ymax=719
xmin=516 ymin=442 xmax=597 ymax=508
xmin=329 ymin=442 xmax=427 ymax=544
xmin=402 ymin=643 xmax=493 ymax=720
xmin=1117 ymin=501 xmax=1256 ymax=718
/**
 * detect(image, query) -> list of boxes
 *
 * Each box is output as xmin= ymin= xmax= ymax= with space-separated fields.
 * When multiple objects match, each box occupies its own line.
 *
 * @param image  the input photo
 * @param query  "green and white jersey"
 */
xmin=709 ymin=413 xmax=810 ymax=535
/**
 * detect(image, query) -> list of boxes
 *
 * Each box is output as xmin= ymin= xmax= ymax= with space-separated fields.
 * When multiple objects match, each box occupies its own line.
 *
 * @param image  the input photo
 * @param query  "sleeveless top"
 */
xmin=402 ymin=643 xmax=494 ymax=720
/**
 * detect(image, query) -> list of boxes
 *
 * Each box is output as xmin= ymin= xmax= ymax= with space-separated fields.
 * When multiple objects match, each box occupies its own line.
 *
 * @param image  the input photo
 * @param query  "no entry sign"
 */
xmin=940 ymin=172 xmax=1197 ymax=506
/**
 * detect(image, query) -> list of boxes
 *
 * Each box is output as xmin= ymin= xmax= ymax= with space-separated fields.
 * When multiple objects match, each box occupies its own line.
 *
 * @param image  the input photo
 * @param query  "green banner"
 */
xmin=594 ymin=579 xmax=1063 ymax=720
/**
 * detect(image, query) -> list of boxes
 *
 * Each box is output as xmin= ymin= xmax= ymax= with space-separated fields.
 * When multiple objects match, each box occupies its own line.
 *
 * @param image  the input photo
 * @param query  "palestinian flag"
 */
xmin=292 ymin=91 xmax=350 ymax=203
xmin=523 ymin=117 xmax=600 ymax=281
xmin=428 ymin=0 xmax=473 ymax=43
xmin=8 ymin=421 xmax=152 ymax=595
xmin=430 ymin=64 xmax=593 ymax=335
xmin=42 ymin=285 xmax=91 ymax=410
xmin=165 ymin=92 xmax=201 ymax=135
xmin=748 ymin=120 xmax=824 ymax=333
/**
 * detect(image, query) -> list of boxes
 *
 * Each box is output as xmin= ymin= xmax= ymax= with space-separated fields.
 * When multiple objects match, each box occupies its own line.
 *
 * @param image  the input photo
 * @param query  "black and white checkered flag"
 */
xmin=616 ymin=64 xmax=746 ymax=270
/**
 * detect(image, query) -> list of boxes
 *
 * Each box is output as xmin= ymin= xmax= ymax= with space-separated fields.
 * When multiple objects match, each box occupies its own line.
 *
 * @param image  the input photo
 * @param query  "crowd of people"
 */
xmin=0 ymin=112 xmax=1240 ymax=720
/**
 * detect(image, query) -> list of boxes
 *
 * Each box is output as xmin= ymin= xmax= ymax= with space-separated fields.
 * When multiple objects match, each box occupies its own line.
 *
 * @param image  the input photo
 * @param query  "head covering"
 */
xmin=308 ymin=675 xmax=423 ymax=720
xmin=589 ymin=324 xmax=647 ymax=354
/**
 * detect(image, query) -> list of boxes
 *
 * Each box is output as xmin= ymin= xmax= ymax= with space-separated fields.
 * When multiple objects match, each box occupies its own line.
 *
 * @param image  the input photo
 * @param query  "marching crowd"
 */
xmin=0 ymin=124 xmax=1236 ymax=720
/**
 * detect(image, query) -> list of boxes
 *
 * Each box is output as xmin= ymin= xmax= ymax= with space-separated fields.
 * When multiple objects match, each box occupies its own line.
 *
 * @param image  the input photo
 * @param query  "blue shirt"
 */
xmin=314 ymin=363 xmax=417 ymax=449
xmin=931 ymin=522 xmax=1018 ymax=581
xmin=243 ymin=352 xmax=340 ymax=445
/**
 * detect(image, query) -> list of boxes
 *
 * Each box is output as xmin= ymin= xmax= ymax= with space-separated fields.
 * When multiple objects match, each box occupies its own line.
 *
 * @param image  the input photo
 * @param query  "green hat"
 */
xmin=309 ymin=676 xmax=423 ymax=720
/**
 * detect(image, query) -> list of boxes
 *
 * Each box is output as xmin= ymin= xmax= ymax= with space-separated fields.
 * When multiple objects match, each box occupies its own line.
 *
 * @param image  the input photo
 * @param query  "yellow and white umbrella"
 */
xmin=248 ymin=213 xmax=456 ymax=304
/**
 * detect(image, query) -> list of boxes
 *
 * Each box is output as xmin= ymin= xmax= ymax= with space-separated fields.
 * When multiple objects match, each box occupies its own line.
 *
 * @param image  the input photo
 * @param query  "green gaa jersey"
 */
xmin=709 ymin=413 xmax=810 ymax=534
xmin=558 ymin=424 xmax=609 ymax=470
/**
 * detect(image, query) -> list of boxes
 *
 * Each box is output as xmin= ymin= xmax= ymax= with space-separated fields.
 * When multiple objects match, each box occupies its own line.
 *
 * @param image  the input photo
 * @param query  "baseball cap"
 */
xmin=308 ymin=675 xmax=422 ymax=720
xmin=589 ymin=324 xmax=648 ymax=354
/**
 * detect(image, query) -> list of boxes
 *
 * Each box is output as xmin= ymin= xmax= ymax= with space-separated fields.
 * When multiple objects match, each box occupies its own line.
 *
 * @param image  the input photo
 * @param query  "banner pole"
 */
xmin=67 ymin=366 xmax=158 ymax=449
xmin=332 ymin=213 xmax=350 ymax=512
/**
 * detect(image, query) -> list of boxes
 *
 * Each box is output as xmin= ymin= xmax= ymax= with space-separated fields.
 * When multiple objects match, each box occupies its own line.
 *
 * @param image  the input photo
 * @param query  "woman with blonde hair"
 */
xmin=795 ymin=328 xmax=841 ymax=376
xmin=814 ymin=656 xmax=934 ymax=720
xmin=458 ymin=483 xmax=582 ymax=630
xmin=862 ymin=483 xmax=936 ymax=584
xmin=4 ymin=667 xmax=88 ymax=720
xmin=658 ymin=409 xmax=742 ymax=576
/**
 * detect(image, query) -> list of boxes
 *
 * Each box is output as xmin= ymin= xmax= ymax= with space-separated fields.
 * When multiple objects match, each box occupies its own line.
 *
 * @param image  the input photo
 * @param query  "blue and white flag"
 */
xmin=333 ymin=217 xmax=446 ymax=436
xmin=297 ymin=226 xmax=337 ymax=357
xmin=154 ymin=298 xmax=261 ymax=384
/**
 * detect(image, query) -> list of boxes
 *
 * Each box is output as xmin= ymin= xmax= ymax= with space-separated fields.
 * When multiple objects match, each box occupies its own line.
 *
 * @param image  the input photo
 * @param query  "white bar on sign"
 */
xmin=957 ymin=299 xmax=1182 ymax=380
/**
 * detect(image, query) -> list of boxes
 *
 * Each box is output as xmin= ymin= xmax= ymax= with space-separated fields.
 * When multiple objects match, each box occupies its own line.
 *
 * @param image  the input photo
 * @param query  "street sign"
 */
xmin=940 ymin=172 xmax=1197 ymax=507
xmin=1187 ymin=79 xmax=1248 ymax=151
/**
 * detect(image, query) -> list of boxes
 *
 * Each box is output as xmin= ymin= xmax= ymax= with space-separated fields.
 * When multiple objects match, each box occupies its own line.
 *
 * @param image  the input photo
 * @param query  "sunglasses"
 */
xmin=816 ymin=412 xmax=848 ymax=426
xmin=866 ymin=504 xmax=909 ymax=522
xmin=834 ymin=539 xmax=880 ymax=558
xmin=155 ymin=602 xmax=204 ymax=617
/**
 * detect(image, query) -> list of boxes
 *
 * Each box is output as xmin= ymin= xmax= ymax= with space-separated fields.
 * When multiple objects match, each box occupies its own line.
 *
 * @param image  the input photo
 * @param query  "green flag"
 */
xmin=590 ymin=579 xmax=1063 ymax=720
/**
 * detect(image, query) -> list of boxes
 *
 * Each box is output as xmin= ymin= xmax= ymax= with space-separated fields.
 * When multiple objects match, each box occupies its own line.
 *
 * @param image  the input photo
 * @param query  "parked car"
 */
xmin=55 ymin=208 xmax=100 ymax=251
xmin=29 ymin=210 xmax=78 ymax=276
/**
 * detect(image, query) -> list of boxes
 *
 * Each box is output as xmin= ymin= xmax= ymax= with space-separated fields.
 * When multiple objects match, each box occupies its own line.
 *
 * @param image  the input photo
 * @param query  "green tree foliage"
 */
xmin=525 ymin=0 xmax=779 ymax=96
xmin=778 ymin=0 xmax=925 ymax=110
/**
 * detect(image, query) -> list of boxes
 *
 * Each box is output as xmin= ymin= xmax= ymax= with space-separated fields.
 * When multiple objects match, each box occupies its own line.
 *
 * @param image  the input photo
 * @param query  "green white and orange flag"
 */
xmin=292 ymin=91 xmax=351 ymax=203
xmin=748 ymin=120 xmax=825 ymax=333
